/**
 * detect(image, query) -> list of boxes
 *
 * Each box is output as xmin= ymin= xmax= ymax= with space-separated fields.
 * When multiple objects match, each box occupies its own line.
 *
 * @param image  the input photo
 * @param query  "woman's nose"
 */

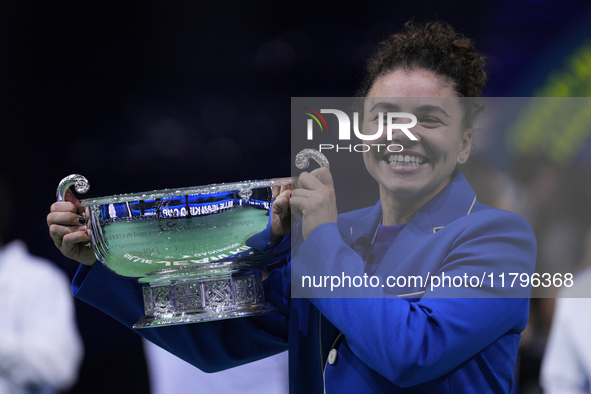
xmin=387 ymin=115 xmax=420 ymax=147
xmin=387 ymin=113 xmax=418 ymax=140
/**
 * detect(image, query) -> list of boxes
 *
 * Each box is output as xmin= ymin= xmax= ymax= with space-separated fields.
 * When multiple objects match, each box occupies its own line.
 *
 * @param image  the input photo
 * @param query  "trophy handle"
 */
xmin=295 ymin=149 xmax=330 ymax=170
xmin=56 ymin=174 xmax=90 ymax=201
xmin=290 ymin=149 xmax=330 ymax=246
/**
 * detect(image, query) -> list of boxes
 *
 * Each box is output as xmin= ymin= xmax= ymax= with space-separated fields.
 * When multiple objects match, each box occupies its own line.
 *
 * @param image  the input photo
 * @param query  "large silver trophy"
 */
xmin=57 ymin=149 xmax=328 ymax=328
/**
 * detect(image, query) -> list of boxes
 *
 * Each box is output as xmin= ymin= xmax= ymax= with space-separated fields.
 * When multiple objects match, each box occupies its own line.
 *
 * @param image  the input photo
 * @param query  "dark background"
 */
xmin=2 ymin=1 xmax=591 ymax=393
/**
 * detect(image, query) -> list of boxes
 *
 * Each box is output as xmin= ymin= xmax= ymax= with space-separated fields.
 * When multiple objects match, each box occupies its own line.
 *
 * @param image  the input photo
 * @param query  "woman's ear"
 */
xmin=457 ymin=128 xmax=473 ymax=164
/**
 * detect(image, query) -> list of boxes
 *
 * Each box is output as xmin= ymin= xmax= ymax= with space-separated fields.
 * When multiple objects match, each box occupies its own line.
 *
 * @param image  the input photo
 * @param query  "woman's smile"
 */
xmin=381 ymin=151 xmax=429 ymax=173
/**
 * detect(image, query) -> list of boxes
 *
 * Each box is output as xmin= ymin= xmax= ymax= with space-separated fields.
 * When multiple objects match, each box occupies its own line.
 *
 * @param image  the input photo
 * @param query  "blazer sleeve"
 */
xmin=295 ymin=209 xmax=536 ymax=387
xmin=72 ymin=257 xmax=290 ymax=373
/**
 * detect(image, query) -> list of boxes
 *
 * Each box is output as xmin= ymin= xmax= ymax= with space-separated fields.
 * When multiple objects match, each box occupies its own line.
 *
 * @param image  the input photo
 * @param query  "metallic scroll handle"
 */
xmin=56 ymin=175 xmax=92 ymax=248
xmin=295 ymin=149 xmax=330 ymax=170
xmin=56 ymin=174 xmax=90 ymax=202
xmin=290 ymin=149 xmax=330 ymax=244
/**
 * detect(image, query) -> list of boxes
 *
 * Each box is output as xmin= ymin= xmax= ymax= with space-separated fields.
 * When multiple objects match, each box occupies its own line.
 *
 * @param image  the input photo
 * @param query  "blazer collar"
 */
xmin=423 ymin=171 xmax=477 ymax=231
xmin=343 ymin=171 xmax=477 ymax=245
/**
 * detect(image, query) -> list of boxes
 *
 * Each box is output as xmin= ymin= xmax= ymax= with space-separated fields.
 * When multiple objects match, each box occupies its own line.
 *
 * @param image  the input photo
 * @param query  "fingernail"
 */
xmin=78 ymin=216 xmax=85 ymax=224
xmin=78 ymin=226 xmax=87 ymax=232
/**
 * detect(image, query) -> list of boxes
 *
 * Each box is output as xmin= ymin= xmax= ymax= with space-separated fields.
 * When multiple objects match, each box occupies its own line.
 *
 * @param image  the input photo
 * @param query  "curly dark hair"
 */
xmin=358 ymin=21 xmax=488 ymax=98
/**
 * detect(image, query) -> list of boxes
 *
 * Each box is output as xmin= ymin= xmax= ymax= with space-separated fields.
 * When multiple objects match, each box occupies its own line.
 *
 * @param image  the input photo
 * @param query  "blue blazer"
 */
xmin=73 ymin=172 xmax=536 ymax=393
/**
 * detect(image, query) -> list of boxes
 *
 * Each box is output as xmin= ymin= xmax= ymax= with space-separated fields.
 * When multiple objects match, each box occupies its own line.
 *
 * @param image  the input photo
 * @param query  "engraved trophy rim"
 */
xmin=79 ymin=176 xmax=296 ymax=206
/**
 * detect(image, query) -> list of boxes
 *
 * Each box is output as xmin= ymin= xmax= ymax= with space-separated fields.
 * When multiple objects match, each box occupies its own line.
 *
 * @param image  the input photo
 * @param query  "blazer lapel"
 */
xmin=336 ymin=172 xmax=477 ymax=278
xmin=340 ymin=201 xmax=382 ymax=260
xmin=373 ymin=172 xmax=477 ymax=277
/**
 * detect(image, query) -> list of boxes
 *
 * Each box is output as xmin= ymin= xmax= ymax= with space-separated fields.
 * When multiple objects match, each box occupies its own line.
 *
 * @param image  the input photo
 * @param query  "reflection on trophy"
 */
xmin=56 ymin=149 xmax=328 ymax=328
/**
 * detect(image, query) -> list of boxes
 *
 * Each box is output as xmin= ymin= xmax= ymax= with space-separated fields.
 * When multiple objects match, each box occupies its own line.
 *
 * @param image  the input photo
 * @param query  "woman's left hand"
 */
xmin=270 ymin=185 xmax=292 ymax=243
xmin=290 ymin=167 xmax=338 ymax=240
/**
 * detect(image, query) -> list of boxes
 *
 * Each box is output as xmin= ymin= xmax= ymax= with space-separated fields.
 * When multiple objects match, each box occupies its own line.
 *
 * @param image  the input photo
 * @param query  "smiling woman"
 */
xmin=362 ymin=74 xmax=472 ymax=224
xmin=287 ymin=21 xmax=536 ymax=392
xmin=47 ymin=21 xmax=536 ymax=394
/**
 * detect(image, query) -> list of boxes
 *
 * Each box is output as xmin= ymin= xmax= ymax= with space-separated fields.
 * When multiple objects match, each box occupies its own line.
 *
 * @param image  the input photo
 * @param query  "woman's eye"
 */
xmin=419 ymin=117 xmax=441 ymax=125
xmin=376 ymin=117 xmax=398 ymax=123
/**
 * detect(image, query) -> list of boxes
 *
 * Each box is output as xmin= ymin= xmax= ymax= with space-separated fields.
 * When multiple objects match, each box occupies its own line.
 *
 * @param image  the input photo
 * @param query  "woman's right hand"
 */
xmin=47 ymin=189 xmax=96 ymax=266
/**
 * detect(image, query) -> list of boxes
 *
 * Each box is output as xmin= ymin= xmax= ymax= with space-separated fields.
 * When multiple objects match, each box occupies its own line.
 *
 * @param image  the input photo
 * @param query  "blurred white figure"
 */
xmin=541 ymin=266 xmax=591 ymax=394
xmin=143 ymin=339 xmax=288 ymax=394
xmin=0 ymin=241 xmax=84 ymax=394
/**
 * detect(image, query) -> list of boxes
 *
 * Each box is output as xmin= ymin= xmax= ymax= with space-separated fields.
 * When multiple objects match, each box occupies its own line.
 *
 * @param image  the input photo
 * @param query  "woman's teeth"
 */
xmin=387 ymin=155 xmax=424 ymax=166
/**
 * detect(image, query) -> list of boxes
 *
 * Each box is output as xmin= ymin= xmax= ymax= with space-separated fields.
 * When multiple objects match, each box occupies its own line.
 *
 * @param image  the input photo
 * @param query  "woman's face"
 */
xmin=362 ymin=68 xmax=472 ymax=203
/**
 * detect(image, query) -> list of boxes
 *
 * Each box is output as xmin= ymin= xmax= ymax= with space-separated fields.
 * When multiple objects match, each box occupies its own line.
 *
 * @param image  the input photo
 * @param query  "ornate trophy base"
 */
xmin=134 ymin=268 xmax=272 ymax=329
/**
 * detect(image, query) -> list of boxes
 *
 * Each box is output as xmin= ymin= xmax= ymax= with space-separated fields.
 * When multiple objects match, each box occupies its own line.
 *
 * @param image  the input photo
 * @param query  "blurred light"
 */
xmin=506 ymin=39 xmax=591 ymax=165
